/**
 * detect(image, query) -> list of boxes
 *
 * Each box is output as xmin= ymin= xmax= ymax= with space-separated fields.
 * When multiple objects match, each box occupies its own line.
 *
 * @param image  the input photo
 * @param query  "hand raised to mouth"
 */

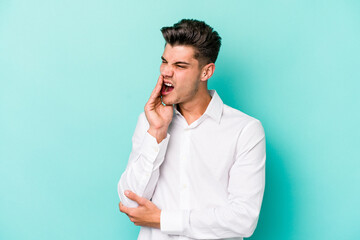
xmin=144 ymin=75 xmax=173 ymax=143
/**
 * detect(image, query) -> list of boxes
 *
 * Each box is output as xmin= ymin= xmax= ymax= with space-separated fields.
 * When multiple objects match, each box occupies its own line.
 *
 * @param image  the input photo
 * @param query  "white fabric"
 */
xmin=118 ymin=90 xmax=266 ymax=240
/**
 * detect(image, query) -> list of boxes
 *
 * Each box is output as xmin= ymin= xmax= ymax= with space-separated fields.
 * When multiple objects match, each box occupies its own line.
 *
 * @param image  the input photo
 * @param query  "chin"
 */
xmin=162 ymin=100 xmax=173 ymax=106
xmin=162 ymin=96 xmax=176 ymax=106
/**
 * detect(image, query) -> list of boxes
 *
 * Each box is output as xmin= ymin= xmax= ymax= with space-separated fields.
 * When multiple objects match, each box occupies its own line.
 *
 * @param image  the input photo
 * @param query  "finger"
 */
xmin=119 ymin=202 xmax=129 ymax=214
xmin=125 ymin=190 xmax=146 ymax=205
xmin=150 ymin=75 xmax=163 ymax=99
xmin=149 ymin=75 xmax=163 ymax=100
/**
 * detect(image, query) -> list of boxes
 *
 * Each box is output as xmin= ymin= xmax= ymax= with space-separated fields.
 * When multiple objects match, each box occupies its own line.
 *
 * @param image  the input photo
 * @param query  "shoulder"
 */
xmin=222 ymin=104 xmax=263 ymax=128
xmin=220 ymin=104 xmax=265 ymax=142
xmin=138 ymin=112 xmax=147 ymax=122
xmin=221 ymin=105 xmax=265 ymax=152
xmin=137 ymin=112 xmax=148 ymax=124
xmin=133 ymin=112 xmax=150 ymax=133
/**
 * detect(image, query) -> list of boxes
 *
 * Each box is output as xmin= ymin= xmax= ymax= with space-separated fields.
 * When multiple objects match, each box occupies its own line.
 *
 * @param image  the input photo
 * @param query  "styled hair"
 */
xmin=160 ymin=19 xmax=222 ymax=65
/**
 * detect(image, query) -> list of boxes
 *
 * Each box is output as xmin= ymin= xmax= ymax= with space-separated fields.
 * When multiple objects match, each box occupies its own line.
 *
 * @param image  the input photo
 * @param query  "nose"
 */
xmin=160 ymin=64 xmax=174 ymax=78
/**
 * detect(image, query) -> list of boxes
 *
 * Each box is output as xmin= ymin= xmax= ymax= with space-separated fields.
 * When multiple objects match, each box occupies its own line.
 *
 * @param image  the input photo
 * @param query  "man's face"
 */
xmin=160 ymin=44 xmax=203 ymax=106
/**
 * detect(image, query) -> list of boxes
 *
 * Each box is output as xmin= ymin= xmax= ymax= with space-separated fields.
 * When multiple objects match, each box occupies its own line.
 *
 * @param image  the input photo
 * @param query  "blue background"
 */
xmin=1 ymin=0 xmax=359 ymax=239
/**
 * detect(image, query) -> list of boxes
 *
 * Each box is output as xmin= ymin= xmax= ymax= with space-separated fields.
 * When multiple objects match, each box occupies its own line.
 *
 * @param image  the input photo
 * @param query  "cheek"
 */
xmin=160 ymin=64 xmax=164 ymax=73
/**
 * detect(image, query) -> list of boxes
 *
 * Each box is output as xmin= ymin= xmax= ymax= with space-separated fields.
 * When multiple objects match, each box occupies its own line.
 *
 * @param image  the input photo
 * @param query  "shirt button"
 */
xmin=153 ymin=146 xmax=159 ymax=152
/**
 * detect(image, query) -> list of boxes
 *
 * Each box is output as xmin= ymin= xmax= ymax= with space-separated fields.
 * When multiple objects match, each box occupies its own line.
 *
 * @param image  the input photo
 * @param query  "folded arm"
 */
xmin=119 ymin=117 xmax=266 ymax=238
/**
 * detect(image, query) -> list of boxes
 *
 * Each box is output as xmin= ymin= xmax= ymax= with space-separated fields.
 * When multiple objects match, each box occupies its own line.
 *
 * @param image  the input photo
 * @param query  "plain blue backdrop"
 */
xmin=1 ymin=0 xmax=359 ymax=239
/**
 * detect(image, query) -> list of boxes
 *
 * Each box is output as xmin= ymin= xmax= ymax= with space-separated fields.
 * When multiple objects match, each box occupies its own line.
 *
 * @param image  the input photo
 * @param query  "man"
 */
xmin=118 ymin=19 xmax=266 ymax=240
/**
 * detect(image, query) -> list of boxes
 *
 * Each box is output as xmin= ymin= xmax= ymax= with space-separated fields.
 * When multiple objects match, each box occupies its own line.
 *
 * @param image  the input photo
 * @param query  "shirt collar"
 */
xmin=173 ymin=90 xmax=223 ymax=124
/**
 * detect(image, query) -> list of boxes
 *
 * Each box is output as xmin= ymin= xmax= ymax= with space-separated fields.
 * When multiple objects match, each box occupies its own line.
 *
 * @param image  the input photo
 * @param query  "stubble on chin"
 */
xmin=161 ymin=96 xmax=174 ymax=106
xmin=162 ymin=100 xmax=175 ymax=106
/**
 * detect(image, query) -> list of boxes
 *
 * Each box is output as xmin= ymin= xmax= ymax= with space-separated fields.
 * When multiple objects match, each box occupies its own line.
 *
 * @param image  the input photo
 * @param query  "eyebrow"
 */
xmin=161 ymin=56 xmax=190 ymax=65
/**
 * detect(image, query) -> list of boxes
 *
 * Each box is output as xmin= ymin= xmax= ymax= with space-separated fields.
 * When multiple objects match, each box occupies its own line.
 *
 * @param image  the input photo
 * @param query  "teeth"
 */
xmin=164 ymin=82 xmax=173 ymax=87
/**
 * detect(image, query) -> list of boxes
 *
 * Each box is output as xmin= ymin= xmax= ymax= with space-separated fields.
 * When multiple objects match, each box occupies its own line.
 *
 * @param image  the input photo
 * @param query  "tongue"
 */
xmin=162 ymin=85 xmax=174 ymax=93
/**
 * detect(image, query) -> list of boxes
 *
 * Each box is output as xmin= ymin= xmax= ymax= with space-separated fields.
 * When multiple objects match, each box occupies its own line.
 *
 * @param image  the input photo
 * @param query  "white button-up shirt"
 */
xmin=118 ymin=90 xmax=266 ymax=240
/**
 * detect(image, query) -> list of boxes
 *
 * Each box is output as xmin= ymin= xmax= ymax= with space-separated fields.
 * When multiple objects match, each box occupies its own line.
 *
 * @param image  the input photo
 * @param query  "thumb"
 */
xmin=125 ymin=190 xmax=146 ymax=205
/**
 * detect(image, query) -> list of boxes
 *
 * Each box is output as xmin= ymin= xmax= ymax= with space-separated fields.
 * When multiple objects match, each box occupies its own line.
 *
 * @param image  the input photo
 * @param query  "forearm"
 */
xmin=161 ymin=189 xmax=264 ymax=239
xmin=118 ymin=113 xmax=170 ymax=207
xmin=148 ymin=127 xmax=168 ymax=144
xmin=189 ymin=201 xmax=262 ymax=238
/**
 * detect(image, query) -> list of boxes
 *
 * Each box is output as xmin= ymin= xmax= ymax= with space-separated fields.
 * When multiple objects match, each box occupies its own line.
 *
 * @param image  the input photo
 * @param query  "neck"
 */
xmin=178 ymin=87 xmax=212 ymax=125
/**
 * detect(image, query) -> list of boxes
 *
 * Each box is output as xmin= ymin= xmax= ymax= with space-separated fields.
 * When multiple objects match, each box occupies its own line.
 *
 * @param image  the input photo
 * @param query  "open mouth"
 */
xmin=161 ymin=82 xmax=174 ymax=95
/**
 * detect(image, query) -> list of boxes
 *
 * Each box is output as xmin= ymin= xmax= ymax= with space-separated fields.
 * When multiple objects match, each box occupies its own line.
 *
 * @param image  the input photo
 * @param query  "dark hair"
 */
xmin=160 ymin=19 xmax=222 ymax=65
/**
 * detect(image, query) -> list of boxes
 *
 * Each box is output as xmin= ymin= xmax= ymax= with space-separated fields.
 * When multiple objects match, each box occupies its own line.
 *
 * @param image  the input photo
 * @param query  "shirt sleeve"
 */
xmin=160 ymin=120 xmax=266 ymax=239
xmin=118 ymin=112 xmax=170 ymax=208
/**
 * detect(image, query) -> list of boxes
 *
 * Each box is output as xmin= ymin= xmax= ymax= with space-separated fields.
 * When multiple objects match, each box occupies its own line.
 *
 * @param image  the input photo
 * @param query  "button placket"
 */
xmin=179 ymin=129 xmax=191 ymax=210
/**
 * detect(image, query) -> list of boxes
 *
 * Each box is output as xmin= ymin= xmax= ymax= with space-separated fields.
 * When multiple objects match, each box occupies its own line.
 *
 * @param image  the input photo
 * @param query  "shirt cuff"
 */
xmin=160 ymin=209 xmax=189 ymax=235
xmin=141 ymin=131 xmax=170 ymax=167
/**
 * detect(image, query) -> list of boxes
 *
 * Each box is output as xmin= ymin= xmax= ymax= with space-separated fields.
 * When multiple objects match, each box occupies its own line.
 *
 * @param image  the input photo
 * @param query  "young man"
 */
xmin=118 ymin=19 xmax=266 ymax=240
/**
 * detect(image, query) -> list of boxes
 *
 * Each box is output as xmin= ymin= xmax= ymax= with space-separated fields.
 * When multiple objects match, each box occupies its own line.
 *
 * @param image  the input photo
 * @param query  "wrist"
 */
xmin=154 ymin=210 xmax=161 ymax=229
xmin=148 ymin=127 xmax=168 ymax=143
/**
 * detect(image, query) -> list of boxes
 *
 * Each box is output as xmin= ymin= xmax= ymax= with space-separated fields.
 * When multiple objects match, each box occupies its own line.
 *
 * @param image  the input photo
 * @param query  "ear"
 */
xmin=200 ymin=63 xmax=215 ymax=82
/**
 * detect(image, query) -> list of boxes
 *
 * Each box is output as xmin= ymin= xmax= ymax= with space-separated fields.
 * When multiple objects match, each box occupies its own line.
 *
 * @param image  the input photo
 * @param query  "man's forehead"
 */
xmin=162 ymin=44 xmax=197 ymax=62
